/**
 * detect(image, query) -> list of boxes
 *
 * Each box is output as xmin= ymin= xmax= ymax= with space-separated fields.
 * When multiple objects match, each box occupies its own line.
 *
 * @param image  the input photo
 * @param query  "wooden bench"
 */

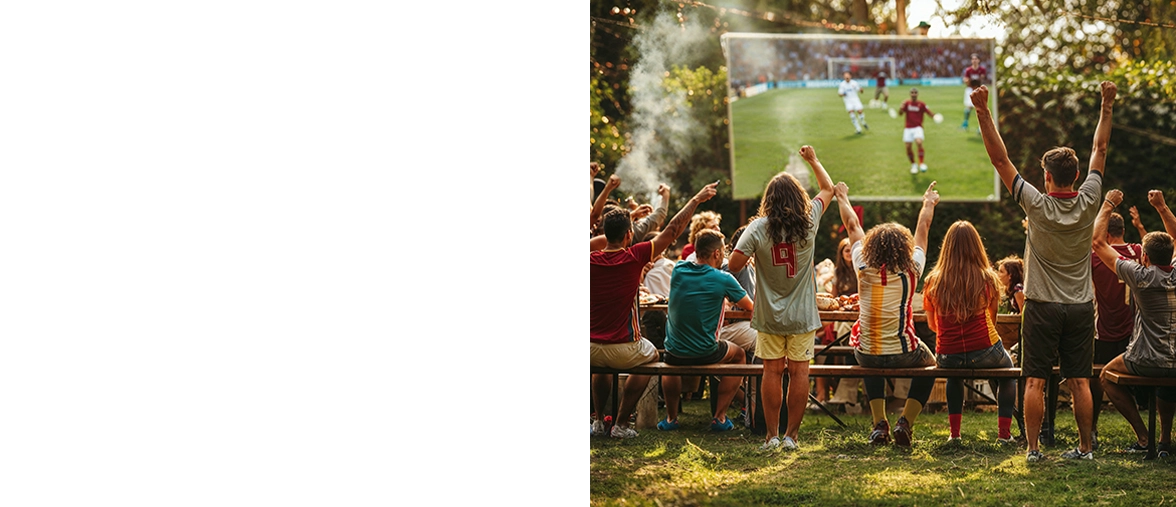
xmin=1102 ymin=370 xmax=1176 ymax=460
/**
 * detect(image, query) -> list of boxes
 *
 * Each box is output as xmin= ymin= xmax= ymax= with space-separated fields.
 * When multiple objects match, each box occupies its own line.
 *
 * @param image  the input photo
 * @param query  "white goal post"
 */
xmin=827 ymin=57 xmax=896 ymax=82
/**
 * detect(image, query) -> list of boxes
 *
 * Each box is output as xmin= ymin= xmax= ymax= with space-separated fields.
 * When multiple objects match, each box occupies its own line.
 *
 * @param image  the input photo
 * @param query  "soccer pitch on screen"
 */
xmin=723 ymin=34 xmax=999 ymax=202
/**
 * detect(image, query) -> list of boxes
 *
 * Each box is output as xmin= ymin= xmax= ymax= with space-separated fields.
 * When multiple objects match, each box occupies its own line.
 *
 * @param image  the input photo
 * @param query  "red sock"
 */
xmin=949 ymin=413 xmax=962 ymax=438
xmin=918 ymin=147 xmax=925 ymax=163
xmin=998 ymin=417 xmax=1012 ymax=439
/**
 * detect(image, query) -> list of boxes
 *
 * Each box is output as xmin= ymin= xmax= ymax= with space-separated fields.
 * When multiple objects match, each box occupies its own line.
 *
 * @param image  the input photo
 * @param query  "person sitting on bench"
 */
xmin=1095 ymin=189 xmax=1176 ymax=456
xmin=659 ymin=229 xmax=754 ymax=432
xmin=837 ymin=181 xmax=940 ymax=447
xmin=922 ymin=220 xmax=1018 ymax=444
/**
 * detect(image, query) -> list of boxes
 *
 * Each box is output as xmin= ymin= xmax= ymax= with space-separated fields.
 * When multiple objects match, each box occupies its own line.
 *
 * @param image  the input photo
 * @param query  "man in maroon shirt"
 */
xmin=961 ymin=54 xmax=987 ymax=131
xmin=874 ymin=70 xmax=889 ymax=109
xmin=1089 ymin=211 xmax=1143 ymax=449
xmin=900 ymin=88 xmax=936 ymax=175
xmin=591 ymin=180 xmax=718 ymax=438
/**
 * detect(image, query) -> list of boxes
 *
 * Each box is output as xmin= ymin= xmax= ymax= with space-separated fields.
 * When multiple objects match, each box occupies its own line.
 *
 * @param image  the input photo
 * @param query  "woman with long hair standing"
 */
xmin=923 ymin=221 xmax=1018 ymax=443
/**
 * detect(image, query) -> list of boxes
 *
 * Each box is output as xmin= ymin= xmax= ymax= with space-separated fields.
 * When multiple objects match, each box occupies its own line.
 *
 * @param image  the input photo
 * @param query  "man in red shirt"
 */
xmin=591 ymin=180 xmax=718 ymax=438
xmin=1089 ymin=211 xmax=1143 ymax=449
xmin=961 ymin=54 xmax=988 ymax=131
xmin=874 ymin=70 xmax=889 ymax=109
xmin=900 ymin=88 xmax=936 ymax=175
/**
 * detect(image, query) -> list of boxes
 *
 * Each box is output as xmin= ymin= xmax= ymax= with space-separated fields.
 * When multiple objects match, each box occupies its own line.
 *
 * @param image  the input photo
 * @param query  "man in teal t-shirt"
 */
xmin=660 ymin=230 xmax=754 ymax=432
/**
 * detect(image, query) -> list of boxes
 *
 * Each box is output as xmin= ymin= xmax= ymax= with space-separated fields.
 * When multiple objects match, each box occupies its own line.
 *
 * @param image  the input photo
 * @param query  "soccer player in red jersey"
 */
xmin=962 ymin=54 xmax=987 ymax=131
xmin=900 ymin=88 xmax=936 ymax=174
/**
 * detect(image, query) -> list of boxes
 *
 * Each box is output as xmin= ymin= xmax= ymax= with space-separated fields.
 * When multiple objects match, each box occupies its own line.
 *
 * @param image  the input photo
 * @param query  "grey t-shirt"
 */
xmin=733 ymin=196 xmax=826 ymax=336
xmin=1116 ymin=259 xmax=1176 ymax=369
xmin=1014 ymin=171 xmax=1102 ymax=304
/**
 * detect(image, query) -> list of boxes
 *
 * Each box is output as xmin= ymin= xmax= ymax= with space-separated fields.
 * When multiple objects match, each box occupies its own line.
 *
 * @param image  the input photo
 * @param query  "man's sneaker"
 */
xmin=910 ymin=163 xmax=919 ymax=174
xmin=919 ymin=163 xmax=928 ymax=172
xmin=996 ymin=436 xmax=1018 ymax=446
xmin=781 ymin=436 xmax=799 ymax=450
xmin=610 ymin=425 xmax=639 ymax=439
xmin=1124 ymin=442 xmax=1148 ymax=453
xmin=1061 ymin=448 xmax=1094 ymax=460
xmin=710 ymin=417 xmax=733 ymax=432
xmin=760 ymin=437 xmax=781 ymax=451
xmin=946 ymin=436 xmax=962 ymax=445
xmin=1026 ymin=449 xmax=1046 ymax=463
xmin=863 ymin=122 xmax=870 ymax=130
xmin=592 ymin=420 xmax=606 ymax=437
xmin=657 ymin=418 xmax=680 ymax=431
xmin=869 ymin=420 xmax=891 ymax=445
xmin=893 ymin=416 xmax=913 ymax=447
xmin=1158 ymin=442 xmax=1171 ymax=458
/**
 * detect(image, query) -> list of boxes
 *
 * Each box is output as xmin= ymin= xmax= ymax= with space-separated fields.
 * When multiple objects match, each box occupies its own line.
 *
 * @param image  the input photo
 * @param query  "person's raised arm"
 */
xmin=649 ymin=183 xmax=671 ymax=229
xmin=833 ymin=182 xmax=864 ymax=245
xmin=970 ymin=86 xmax=1019 ymax=193
xmin=1088 ymin=81 xmax=1117 ymax=177
xmin=1148 ymin=190 xmax=1176 ymax=239
xmin=1129 ymin=205 xmax=1148 ymax=240
xmin=799 ymin=145 xmax=835 ymax=211
xmin=1093 ymin=189 xmax=1125 ymax=268
xmin=651 ymin=182 xmax=718 ymax=257
xmin=913 ymin=181 xmax=939 ymax=252
xmin=591 ymin=174 xmax=622 ymax=228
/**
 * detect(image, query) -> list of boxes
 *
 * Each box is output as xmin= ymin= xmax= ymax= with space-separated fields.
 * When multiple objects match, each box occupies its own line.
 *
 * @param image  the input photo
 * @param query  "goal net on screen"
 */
xmin=827 ymin=57 xmax=896 ymax=82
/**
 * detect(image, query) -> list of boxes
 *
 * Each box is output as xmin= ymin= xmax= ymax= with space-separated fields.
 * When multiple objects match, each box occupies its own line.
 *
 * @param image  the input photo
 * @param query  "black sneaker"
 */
xmin=869 ymin=420 xmax=891 ymax=445
xmin=1091 ymin=431 xmax=1099 ymax=451
xmin=1061 ymin=448 xmax=1093 ymax=460
xmin=1026 ymin=449 xmax=1046 ymax=463
xmin=1124 ymin=442 xmax=1148 ymax=453
xmin=1158 ymin=442 xmax=1171 ymax=458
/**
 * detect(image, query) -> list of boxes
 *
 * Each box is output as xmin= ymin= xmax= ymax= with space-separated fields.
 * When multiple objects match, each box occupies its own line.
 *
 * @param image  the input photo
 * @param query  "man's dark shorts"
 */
xmin=1094 ymin=339 xmax=1129 ymax=366
xmin=1123 ymin=357 xmax=1176 ymax=402
xmin=665 ymin=340 xmax=729 ymax=366
xmin=1021 ymin=300 xmax=1094 ymax=379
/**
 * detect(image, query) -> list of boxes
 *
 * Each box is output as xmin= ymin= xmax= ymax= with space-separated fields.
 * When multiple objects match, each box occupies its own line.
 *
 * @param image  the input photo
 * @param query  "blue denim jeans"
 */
xmin=855 ymin=341 xmax=937 ymax=404
xmin=936 ymin=341 xmax=1014 ymax=369
xmin=937 ymin=341 xmax=1016 ymax=417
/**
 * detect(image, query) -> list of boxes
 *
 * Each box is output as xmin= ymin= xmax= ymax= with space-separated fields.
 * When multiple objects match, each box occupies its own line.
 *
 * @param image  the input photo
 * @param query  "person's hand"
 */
xmin=606 ymin=174 xmax=621 ymax=191
xmin=799 ymin=145 xmax=818 ymax=163
xmin=630 ymin=204 xmax=653 ymax=221
xmin=969 ymin=86 xmax=988 ymax=109
xmin=1100 ymin=81 xmax=1117 ymax=104
xmin=591 ymin=162 xmax=601 ymax=178
xmin=1149 ymin=190 xmax=1167 ymax=209
xmin=1129 ymin=206 xmax=1143 ymax=228
xmin=692 ymin=181 xmax=719 ymax=204
xmin=1104 ymin=189 xmax=1123 ymax=208
xmin=923 ymin=181 xmax=940 ymax=207
xmin=641 ymin=262 xmax=654 ymax=279
xmin=657 ymin=183 xmax=670 ymax=200
xmin=833 ymin=182 xmax=849 ymax=199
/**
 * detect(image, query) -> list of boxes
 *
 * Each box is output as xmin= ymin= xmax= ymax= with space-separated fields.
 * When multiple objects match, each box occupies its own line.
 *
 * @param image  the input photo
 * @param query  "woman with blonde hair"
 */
xmin=923 ymin=221 xmax=1018 ymax=443
xmin=681 ymin=211 xmax=721 ymax=259
xmin=837 ymin=181 xmax=940 ymax=447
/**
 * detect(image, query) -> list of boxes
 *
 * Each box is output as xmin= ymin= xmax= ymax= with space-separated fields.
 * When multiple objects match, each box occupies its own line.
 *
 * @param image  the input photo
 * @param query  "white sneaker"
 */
xmin=610 ymin=425 xmax=638 ymax=439
xmin=910 ymin=163 xmax=919 ymax=174
xmin=781 ymin=436 xmax=799 ymax=450
xmin=760 ymin=437 xmax=781 ymax=451
xmin=919 ymin=163 xmax=928 ymax=172
xmin=592 ymin=419 xmax=606 ymax=437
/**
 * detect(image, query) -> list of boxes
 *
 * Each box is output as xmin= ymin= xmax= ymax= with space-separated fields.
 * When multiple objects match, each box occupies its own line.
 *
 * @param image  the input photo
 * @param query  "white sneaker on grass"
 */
xmin=910 ymin=163 xmax=919 ymax=174
xmin=781 ymin=436 xmax=799 ymax=450
xmin=1061 ymin=448 xmax=1093 ymax=460
xmin=610 ymin=425 xmax=638 ymax=439
xmin=592 ymin=420 xmax=606 ymax=437
xmin=760 ymin=437 xmax=781 ymax=451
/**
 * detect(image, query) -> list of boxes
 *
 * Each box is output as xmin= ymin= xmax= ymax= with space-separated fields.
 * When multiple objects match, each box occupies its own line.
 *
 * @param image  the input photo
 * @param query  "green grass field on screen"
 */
xmin=730 ymin=85 xmax=999 ymax=201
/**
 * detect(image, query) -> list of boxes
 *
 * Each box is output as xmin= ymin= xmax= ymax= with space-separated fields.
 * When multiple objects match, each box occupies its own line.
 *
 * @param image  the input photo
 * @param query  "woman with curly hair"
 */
xmin=681 ymin=211 xmax=721 ymax=259
xmin=995 ymin=255 xmax=1025 ymax=314
xmin=729 ymin=145 xmax=836 ymax=451
xmin=923 ymin=221 xmax=1018 ymax=444
xmin=836 ymin=181 xmax=940 ymax=447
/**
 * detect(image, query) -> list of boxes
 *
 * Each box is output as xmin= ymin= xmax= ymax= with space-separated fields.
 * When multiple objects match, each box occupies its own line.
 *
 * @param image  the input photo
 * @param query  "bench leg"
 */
xmin=709 ymin=375 xmax=719 ymax=416
xmin=610 ymin=373 xmax=620 ymax=429
xmin=1016 ymin=377 xmax=1027 ymax=438
xmin=809 ymin=392 xmax=848 ymax=428
xmin=1146 ymin=386 xmax=1157 ymax=461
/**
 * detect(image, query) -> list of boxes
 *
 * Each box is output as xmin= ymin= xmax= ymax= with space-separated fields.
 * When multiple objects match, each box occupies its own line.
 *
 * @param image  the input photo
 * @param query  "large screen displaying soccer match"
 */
xmin=722 ymin=34 xmax=999 ymax=202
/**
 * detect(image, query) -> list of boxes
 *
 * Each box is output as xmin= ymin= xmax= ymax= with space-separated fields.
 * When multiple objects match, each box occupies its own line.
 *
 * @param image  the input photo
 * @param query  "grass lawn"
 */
xmin=730 ymin=85 xmax=999 ymax=202
xmin=590 ymin=399 xmax=1174 ymax=506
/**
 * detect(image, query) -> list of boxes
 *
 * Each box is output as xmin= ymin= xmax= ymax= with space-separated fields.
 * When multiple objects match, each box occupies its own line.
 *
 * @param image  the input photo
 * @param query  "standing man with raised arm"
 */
xmin=970 ymin=81 xmax=1117 ymax=462
xmin=590 ymin=181 xmax=718 ymax=438
xmin=728 ymin=145 xmax=835 ymax=451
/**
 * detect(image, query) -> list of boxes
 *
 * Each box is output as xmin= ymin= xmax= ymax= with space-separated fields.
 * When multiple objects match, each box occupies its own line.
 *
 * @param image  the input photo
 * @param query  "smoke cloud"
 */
xmin=615 ymin=12 xmax=712 ymax=199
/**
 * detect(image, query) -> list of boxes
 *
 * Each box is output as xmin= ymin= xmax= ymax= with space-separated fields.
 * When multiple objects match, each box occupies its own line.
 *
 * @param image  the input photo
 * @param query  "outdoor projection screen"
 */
xmin=722 ymin=34 xmax=999 ymax=202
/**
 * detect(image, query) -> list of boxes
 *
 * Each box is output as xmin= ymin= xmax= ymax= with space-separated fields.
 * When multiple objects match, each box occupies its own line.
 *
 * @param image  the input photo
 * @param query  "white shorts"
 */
xmin=903 ymin=127 xmax=925 ymax=143
xmin=964 ymin=87 xmax=975 ymax=108
xmin=843 ymin=98 xmax=863 ymax=112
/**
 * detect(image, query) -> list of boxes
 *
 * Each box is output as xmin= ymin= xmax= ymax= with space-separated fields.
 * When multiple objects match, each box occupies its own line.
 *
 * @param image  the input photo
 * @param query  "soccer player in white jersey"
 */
xmin=838 ymin=72 xmax=868 ymax=134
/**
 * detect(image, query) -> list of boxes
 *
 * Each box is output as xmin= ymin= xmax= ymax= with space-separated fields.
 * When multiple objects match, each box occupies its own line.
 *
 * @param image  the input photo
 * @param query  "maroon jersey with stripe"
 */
xmin=902 ymin=100 xmax=929 ymax=128
xmin=1092 ymin=243 xmax=1143 ymax=342
xmin=964 ymin=65 xmax=986 ymax=87
xmin=591 ymin=241 xmax=653 ymax=344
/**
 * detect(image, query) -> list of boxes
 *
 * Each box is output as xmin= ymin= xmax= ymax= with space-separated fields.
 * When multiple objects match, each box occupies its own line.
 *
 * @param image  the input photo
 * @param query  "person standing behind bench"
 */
xmin=659 ymin=230 xmax=755 ymax=432
xmin=837 ymin=181 xmax=940 ymax=448
xmin=1095 ymin=189 xmax=1176 ymax=457
xmin=971 ymin=81 xmax=1117 ymax=462
xmin=728 ymin=145 xmax=836 ymax=451
xmin=590 ymin=180 xmax=718 ymax=438
xmin=922 ymin=220 xmax=1018 ymax=444
xmin=1089 ymin=210 xmax=1142 ymax=450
